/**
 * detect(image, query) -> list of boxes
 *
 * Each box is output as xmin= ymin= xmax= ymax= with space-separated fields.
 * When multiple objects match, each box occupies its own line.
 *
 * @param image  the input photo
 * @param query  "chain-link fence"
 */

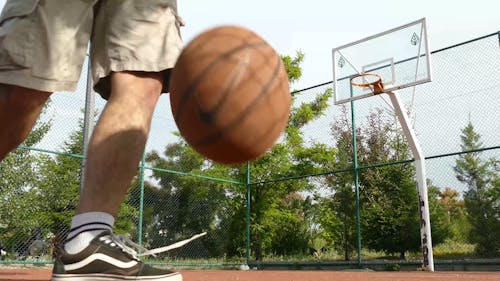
xmin=0 ymin=32 xmax=499 ymax=270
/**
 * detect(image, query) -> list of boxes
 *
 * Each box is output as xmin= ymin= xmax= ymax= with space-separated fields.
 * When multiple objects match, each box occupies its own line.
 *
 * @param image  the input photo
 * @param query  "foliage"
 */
xmin=4 ymin=49 xmax=496 ymax=265
xmin=308 ymin=236 xmax=327 ymax=259
xmin=0 ymin=103 xmax=52 ymax=250
xmin=35 ymin=111 xmax=137 ymax=237
xmin=142 ymin=51 xmax=336 ymax=260
xmin=432 ymin=239 xmax=475 ymax=259
xmin=36 ymin=114 xmax=85 ymax=239
xmin=426 ymin=183 xmax=453 ymax=247
xmin=325 ymin=106 xmax=452 ymax=260
xmin=320 ymin=105 xmax=360 ymax=260
xmin=454 ymin=121 xmax=500 ymax=257
xmin=140 ymin=142 xmax=232 ymax=258
xmin=241 ymin=52 xmax=335 ymax=260
xmin=361 ymin=161 xmax=421 ymax=259
xmin=438 ymin=187 xmax=470 ymax=242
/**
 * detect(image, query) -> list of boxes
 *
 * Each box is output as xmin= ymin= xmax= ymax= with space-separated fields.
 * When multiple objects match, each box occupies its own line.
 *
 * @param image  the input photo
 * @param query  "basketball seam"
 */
xmin=174 ymin=42 xmax=285 ymax=148
xmin=192 ymin=54 xmax=284 ymax=147
xmin=174 ymin=41 xmax=268 ymax=125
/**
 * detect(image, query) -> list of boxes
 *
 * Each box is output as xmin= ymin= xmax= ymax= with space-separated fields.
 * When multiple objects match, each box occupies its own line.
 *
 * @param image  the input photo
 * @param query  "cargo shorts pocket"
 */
xmin=133 ymin=0 xmax=179 ymax=23
xmin=0 ymin=0 xmax=39 ymax=69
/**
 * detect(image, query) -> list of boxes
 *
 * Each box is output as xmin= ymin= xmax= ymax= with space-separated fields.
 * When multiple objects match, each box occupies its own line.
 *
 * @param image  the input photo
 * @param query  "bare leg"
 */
xmin=77 ymin=71 xmax=163 ymax=216
xmin=0 ymin=85 xmax=52 ymax=160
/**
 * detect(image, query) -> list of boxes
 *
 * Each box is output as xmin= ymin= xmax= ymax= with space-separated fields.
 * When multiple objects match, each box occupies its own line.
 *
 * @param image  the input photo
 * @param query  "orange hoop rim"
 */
xmin=350 ymin=73 xmax=384 ymax=94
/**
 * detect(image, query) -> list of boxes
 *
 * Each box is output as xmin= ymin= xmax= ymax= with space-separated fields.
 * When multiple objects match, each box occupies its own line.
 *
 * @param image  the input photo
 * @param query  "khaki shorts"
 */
xmin=0 ymin=0 xmax=183 ymax=98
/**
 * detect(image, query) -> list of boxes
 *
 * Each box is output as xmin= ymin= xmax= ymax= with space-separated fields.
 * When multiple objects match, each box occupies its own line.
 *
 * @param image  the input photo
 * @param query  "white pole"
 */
xmin=387 ymin=91 xmax=434 ymax=271
xmin=79 ymin=52 xmax=94 ymax=194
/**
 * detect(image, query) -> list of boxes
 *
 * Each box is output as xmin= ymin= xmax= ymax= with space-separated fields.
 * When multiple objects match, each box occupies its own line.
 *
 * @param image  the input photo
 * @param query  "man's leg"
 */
xmin=63 ymin=71 xmax=163 ymax=249
xmin=78 ymin=71 xmax=163 ymax=216
xmin=0 ymin=85 xmax=52 ymax=160
xmin=54 ymin=71 xmax=183 ymax=281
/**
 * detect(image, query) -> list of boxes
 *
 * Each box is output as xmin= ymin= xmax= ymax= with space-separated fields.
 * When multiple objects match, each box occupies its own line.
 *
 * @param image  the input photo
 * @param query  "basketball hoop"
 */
xmin=350 ymin=73 xmax=384 ymax=95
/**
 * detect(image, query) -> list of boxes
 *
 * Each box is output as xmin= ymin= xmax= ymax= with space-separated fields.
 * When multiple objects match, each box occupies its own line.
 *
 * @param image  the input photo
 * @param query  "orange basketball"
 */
xmin=169 ymin=25 xmax=291 ymax=164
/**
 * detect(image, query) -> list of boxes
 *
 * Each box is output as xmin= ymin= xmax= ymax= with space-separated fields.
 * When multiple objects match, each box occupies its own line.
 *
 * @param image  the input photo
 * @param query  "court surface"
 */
xmin=1 ymin=268 xmax=499 ymax=281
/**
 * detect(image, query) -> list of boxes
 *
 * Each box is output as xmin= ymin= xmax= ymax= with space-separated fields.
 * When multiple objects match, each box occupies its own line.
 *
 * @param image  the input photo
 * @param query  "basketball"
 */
xmin=169 ymin=25 xmax=291 ymax=164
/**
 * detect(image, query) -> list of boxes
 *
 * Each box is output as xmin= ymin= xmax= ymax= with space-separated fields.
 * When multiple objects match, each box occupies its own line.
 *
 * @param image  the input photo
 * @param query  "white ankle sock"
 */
xmin=64 ymin=212 xmax=115 ymax=254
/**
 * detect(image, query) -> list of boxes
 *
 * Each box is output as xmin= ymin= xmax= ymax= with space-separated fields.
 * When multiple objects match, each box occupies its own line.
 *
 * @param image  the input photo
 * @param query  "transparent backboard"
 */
xmin=332 ymin=18 xmax=432 ymax=104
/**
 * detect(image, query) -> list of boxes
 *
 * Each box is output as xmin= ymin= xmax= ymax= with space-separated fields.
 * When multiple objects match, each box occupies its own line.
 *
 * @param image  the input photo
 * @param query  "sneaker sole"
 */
xmin=51 ymin=272 xmax=182 ymax=281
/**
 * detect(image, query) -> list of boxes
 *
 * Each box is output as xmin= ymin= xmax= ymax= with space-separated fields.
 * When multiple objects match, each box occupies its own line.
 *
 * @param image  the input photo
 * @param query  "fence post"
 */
xmin=79 ymin=53 xmax=94 ymax=194
xmin=138 ymin=152 xmax=146 ymax=247
xmin=245 ymin=161 xmax=251 ymax=265
xmin=350 ymin=99 xmax=362 ymax=267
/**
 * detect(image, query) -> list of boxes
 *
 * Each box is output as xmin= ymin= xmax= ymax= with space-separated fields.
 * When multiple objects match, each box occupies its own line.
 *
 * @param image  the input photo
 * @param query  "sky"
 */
xmin=177 ymin=0 xmax=500 ymax=90
xmin=174 ymin=0 xmax=499 ymax=191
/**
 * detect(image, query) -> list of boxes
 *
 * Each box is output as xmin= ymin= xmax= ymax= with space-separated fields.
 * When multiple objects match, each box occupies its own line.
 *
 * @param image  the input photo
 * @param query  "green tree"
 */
xmin=320 ymin=105 xmax=363 ymax=260
xmin=438 ymin=187 xmax=469 ymax=242
xmin=36 ymin=124 xmax=83 ymax=238
xmin=36 ymin=112 xmax=137 ymax=239
xmin=347 ymin=108 xmax=450 ymax=259
xmin=0 ymin=104 xmax=51 ymax=251
xmin=454 ymin=121 xmax=500 ymax=257
xmin=426 ymin=181 xmax=453 ymax=250
xmin=142 ymin=141 xmax=230 ymax=258
xmin=144 ymin=51 xmax=336 ymax=260
xmin=243 ymin=52 xmax=335 ymax=260
xmin=361 ymin=163 xmax=421 ymax=259
xmin=326 ymin=107 xmax=421 ymax=259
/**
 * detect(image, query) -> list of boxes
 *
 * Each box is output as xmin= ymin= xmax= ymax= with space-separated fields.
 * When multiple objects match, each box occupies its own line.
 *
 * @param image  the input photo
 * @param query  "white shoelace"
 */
xmin=101 ymin=232 xmax=207 ymax=259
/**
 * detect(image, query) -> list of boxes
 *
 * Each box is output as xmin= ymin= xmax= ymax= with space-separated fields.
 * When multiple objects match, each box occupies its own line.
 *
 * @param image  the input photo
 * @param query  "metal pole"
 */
xmin=79 ymin=52 xmax=95 ymax=194
xmin=138 ymin=152 xmax=146 ymax=247
xmin=387 ymin=91 xmax=434 ymax=271
xmin=350 ymin=100 xmax=362 ymax=267
xmin=245 ymin=161 xmax=251 ymax=265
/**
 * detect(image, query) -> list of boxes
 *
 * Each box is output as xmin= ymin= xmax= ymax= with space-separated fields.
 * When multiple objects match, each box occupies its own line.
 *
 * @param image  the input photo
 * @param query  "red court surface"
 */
xmin=0 ymin=268 xmax=499 ymax=281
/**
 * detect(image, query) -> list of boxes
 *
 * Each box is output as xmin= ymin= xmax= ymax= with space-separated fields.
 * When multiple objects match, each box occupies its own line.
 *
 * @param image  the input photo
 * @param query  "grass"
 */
xmin=432 ymin=240 xmax=476 ymax=259
xmin=245 ymin=241 xmax=477 ymax=263
xmin=0 ymin=241 xmax=480 ymax=269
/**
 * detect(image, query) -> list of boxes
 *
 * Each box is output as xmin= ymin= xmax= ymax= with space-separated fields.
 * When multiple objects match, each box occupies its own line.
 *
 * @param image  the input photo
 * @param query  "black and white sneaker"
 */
xmin=52 ymin=230 xmax=206 ymax=281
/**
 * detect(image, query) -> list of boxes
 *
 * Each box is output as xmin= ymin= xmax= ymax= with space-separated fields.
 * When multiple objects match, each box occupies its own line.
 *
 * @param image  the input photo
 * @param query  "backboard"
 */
xmin=332 ymin=18 xmax=432 ymax=104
